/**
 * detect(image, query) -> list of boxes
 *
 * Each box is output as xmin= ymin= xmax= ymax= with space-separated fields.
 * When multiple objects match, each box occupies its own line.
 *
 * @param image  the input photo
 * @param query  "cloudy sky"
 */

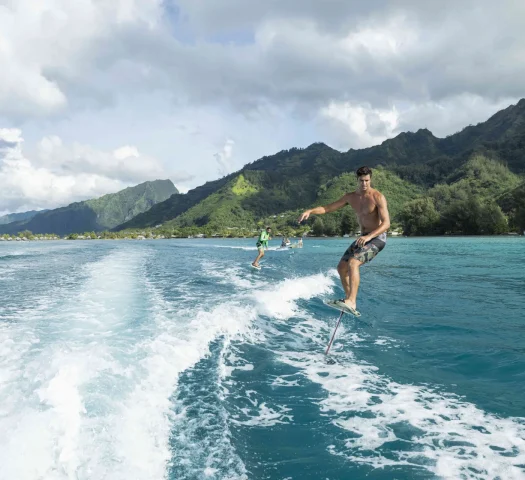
xmin=1 ymin=0 xmax=524 ymax=213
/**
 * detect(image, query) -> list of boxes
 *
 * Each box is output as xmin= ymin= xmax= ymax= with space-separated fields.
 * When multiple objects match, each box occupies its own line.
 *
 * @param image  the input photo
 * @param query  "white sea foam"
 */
xmin=8 ymin=244 xmax=522 ymax=480
xmin=254 ymin=273 xmax=334 ymax=320
xmin=230 ymin=390 xmax=293 ymax=427
xmin=0 ymin=249 xmax=150 ymax=480
xmin=250 ymin=272 xmax=525 ymax=479
xmin=205 ymin=256 xmax=525 ymax=479
xmin=208 ymin=244 xmax=291 ymax=252
xmin=112 ymin=290 xmax=254 ymax=479
xmin=236 ymin=401 xmax=293 ymax=427
xmin=209 ymin=245 xmax=256 ymax=251
xmin=201 ymin=261 xmax=262 ymax=290
xmin=1 ymin=245 xmax=326 ymax=479
xmin=373 ymin=337 xmax=401 ymax=349
xmin=167 ymin=311 xmax=254 ymax=479
xmin=278 ymin=350 xmax=525 ymax=479
xmin=198 ymin=264 xmax=525 ymax=479
xmin=219 ymin=349 xmax=255 ymax=378
xmin=271 ymin=375 xmax=301 ymax=388
xmin=0 ymin=248 xmax=255 ymax=480
xmin=215 ymin=272 xmax=338 ymax=433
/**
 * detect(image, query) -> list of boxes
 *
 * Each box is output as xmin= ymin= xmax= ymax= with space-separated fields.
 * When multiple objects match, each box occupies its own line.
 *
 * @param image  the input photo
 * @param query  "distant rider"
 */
xmin=252 ymin=226 xmax=272 ymax=268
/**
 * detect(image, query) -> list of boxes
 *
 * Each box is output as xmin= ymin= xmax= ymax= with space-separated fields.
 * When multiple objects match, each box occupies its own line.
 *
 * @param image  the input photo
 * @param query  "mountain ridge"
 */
xmin=0 ymin=209 xmax=49 ymax=225
xmin=115 ymin=99 xmax=525 ymax=233
xmin=0 ymin=179 xmax=178 ymax=235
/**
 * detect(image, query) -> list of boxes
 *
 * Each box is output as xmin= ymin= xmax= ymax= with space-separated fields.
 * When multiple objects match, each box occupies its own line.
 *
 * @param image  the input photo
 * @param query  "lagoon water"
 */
xmin=0 ymin=237 xmax=524 ymax=480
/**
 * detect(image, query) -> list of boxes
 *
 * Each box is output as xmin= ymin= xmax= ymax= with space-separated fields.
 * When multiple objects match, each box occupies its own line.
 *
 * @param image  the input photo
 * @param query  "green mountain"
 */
xmin=117 ymin=175 xmax=234 ymax=229
xmin=400 ymin=155 xmax=521 ymax=235
xmin=0 ymin=180 xmax=177 ymax=236
xmin=163 ymin=174 xmax=260 ymax=230
xmin=242 ymin=167 xmax=424 ymax=237
xmin=497 ymin=181 xmax=525 ymax=232
xmin=0 ymin=209 xmax=49 ymax=225
xmin=115 ymin=99 xmax=525 ymax=236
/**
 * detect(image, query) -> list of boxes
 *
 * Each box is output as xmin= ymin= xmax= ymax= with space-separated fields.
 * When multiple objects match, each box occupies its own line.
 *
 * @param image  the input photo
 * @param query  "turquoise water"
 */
xmin=0 ymin=237 xmax=524 ymax=479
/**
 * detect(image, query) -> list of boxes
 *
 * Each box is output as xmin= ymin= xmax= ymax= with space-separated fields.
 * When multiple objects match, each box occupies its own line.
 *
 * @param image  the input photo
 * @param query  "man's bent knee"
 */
xmin=349 ymin=258 xmax=362 ymax=269
xmin=337 ymin=259 xmax=348 ymax=273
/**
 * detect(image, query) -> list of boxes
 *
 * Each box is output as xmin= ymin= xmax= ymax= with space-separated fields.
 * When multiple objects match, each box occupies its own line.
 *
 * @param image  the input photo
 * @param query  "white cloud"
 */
xmin=317 ymin=94 xmax=520 ymax=151
xmin=0 ymin=0 xmax=164 ymax=119
xmin=320 ymin=102 xmax=399 ymax=150
xmin=0 ymin=128 xmax=186 ymax=213
xmin=0 ymin=128 xmax=119 ymax=212
xmin=1 ymin=0 xmax=524 ymax=212
xmin=34 ymin=136 xmax=167 ymax=183
xmin=3 ymin=0 xmax=524 ymax=120
xmin=161 ymin=0 xmax=525 ymax=110
xmin=394 ymin=94 xmax=520 ymax=138
xmin=213 ymin=139 xmax=235 ymax=176
xmin=113 ymin=145 xmax=139 ymax=160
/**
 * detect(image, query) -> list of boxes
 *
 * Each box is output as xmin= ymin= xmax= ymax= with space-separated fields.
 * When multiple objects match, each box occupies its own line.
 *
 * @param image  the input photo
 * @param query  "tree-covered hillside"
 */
xmin=0 ymin=180 xmax=177 ymax=235
xmin=256 ymin=168 xmax=423 ymax=237
xmin=164 ymin=174 xmax=259 ymax=230
xmin=114 ymin=99 xmax=525 ymax=236
xmin=399 ymin=155 xmax=521 ymax=235
xmin=0 ymin=209 xmax=49 ymax=225
xmin=116 ymin=175 xmax=234 ymax=230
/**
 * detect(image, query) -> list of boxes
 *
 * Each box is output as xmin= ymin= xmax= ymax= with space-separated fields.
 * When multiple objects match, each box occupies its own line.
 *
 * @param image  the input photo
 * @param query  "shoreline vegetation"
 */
xmin=1 ymin=228 xmax=523 ymax=242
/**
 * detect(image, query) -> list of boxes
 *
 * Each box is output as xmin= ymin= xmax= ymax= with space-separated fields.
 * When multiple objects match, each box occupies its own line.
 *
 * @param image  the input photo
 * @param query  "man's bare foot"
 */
xmin=344 ymin=299 xmax=357 ymax=310
xmin=330 ymin=299 xmax=361 ymax=317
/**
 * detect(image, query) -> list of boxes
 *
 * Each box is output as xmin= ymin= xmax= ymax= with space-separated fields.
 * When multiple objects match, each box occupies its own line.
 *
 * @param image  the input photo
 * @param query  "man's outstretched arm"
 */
xmin=297 ymin=195 xmax=348 ymax=223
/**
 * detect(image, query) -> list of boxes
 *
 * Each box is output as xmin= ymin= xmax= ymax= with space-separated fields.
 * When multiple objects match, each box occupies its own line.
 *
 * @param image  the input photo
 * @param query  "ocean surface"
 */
xmin=0 ymin=237 xmax=524 ymax=480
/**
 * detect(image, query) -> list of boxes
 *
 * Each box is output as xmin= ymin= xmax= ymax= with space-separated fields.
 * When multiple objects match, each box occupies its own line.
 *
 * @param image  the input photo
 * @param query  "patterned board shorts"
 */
xmin=340 ymin=232 xmax=387 ymax=264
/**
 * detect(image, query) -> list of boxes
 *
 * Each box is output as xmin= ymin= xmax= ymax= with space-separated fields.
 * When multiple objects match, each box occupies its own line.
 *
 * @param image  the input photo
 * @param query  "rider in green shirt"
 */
xmin=252 ymin=226 xmax=272 ymax=268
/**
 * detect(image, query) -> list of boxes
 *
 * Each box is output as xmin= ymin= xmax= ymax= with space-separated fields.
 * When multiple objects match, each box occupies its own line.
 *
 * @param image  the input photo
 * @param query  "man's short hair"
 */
xmin=266 ymin=226 xmax=271 ymax=230
xmin=356 ymin=166 xmax=372 ymax=178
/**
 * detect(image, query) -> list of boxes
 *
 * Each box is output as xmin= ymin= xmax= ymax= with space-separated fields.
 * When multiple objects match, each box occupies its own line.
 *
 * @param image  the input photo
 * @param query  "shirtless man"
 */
xmin=297 ymin=166 xmax=390 ymax=316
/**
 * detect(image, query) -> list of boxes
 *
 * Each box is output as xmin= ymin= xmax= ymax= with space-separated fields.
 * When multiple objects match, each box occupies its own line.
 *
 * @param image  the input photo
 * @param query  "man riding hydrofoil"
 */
xmin=298 ymin=166 xmax=390 ymax=316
